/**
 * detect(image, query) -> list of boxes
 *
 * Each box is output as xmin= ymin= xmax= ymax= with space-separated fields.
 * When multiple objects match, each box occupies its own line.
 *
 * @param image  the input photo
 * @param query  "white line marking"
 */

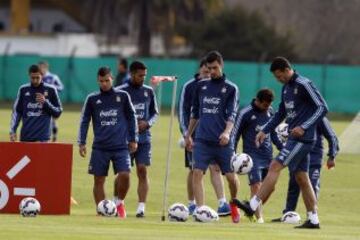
xmin=6 ymin=155 xmax=31 ymax=179
xmin=13 ymin=188 xmax=35 ymax=196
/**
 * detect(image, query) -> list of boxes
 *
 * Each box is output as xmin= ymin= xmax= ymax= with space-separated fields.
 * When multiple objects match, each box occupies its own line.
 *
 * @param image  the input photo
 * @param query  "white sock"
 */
xmin=308 ymin=211 xmax=320 ymax=224
xmin=115 ymin=199 xmax=124 ymax=206
xmin=188 ymin=200 xmax=196 ymax=206
xmin=218 ymin=197 xmax=227 ymax=207
xmin=137 ymin=202 xmax=145 ymax=213
xmin=113 ymin=196 xmax=119 ymax=203
xmin=249 ymin=196 xmax=261 ymax=211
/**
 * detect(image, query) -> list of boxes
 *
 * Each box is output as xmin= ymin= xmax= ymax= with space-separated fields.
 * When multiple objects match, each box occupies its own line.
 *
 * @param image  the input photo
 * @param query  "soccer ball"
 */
xmin=97 ymin=200 xmax=117 ymax=217
xmin=281 ymin=211 xmax=301 ymax=224
xmin=276 ymin=123 xmax=289 ymax=144
xmin=168 ymin=203 xmax=189 ymax=222
xmin=231 ymin=153 xmax=253 ymax=175
xmin=193 ymin=205 xmax=219 ymax=223
xmin=19 ymin=197 xmax=41 ymax=217
xmin=178 ymin=137 xmax=186 ymax=149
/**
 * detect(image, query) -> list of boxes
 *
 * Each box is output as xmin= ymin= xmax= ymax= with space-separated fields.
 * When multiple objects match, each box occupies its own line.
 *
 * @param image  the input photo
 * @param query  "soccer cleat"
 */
xmin=295 ymin=220 xmax=320 ymax=229
xmin=136 ymin=211 xmax=145 ymax=218
xmin=232 ymin=199 xmax=255 ymax=218
xmin=188 ymin=203 xmax=196 ymax=215
xmin=116 ymin=203 xmax=127 ymax=218
xmin=271 ymin=217 xmax=282 ymax=222
xmin=230 ymin=202 xmax=240 ymax=223
xmin=217 ymin=202 xmax=231 ymax=216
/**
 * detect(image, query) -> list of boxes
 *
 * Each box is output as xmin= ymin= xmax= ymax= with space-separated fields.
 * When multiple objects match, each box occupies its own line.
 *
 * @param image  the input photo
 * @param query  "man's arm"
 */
xmin=40 ymin=88 xmax=63 ymax=118
xmin=124 ymin=92 xmax=138 ymax=153
xmin=78 ymin=95 xmax=92 ymax=157
xmin=9 ymin=88 xmax=23 ymax=141
xmin=231 ymin=108 xmax=247 ymax=152
xmin=178 ymin=84 xmax=191 ymax=136
xmin=318 ymin=117 xmax=339 ymax=169
xmin=147 ymin=88 xmax=159 ymax=127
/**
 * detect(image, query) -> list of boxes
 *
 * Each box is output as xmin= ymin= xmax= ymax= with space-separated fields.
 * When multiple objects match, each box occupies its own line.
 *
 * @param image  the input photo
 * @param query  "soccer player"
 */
xmin=178 ymin=58 xmax=231 ymax=216
xmin=272 ymin=117 xmax=339 ymax=221
xmin=115 ymin=61 xmax=159 ymax=218
xmin=232 ymin=89 xmax=283 ymax=223
xmin=10 ymin=64 xmax=62 ymax=142
xmin=38 ymin=61 xmax=64 ymax=142
xmin=235 ymin=57 xmax=328 ymax=229
xmin=184 ymin=51 xmax=241 ymax=223
xmin=115 ymin=58 xmax=131 ymax=87
xmin=78 ymin=66 xmax=138 ymax=218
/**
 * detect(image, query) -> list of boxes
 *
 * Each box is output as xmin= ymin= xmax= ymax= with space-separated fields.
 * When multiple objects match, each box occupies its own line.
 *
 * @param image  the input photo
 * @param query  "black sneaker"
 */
xmin=271 ymin=217 xmax=282 ymax=222
xmin=231 ymin=199 xmax=255 ymax=217
xmin=136 ymin=211 xmax=145 ymax=218
xmin=295 ymin=220 xmax=320 ymax=229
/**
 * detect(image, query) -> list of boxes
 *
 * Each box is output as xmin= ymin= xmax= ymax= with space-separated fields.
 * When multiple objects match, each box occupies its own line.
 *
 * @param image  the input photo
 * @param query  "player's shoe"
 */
xmin=116 ymin=203 xmax=127 ymax=218
xmin=271 ymin=217 xmax=282 ymax=222
xmin=188 ymin=203 xmax=196 ymax=215
xmin=136 ymin=211 xmax=145 ymax=218
xmin=230 ymin=201 xmax=240 ymax=223
xmin=295 ymin=220 xmax=320 ymax=229
xmin=232 ymin=199 xmax=255 ymax=218
xmin=217 ymin=202 xmax=231 ymax=216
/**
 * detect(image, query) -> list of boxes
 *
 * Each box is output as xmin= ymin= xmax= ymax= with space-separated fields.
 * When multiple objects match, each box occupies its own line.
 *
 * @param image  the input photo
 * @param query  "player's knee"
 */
xmin=136 ymin=165 xmax=147 ymax=179
xmin=269 ymin=160 xmax=283 ymax=173
xmin=94 ymin=176 xmax=106 ymax=186
xmin=294 ymin=172 xmax=308 ymax=187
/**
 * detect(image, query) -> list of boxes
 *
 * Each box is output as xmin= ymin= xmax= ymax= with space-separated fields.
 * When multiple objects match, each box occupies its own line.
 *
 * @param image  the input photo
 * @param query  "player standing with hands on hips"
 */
xmin=78 ymin=67 xmax=138 ymax=218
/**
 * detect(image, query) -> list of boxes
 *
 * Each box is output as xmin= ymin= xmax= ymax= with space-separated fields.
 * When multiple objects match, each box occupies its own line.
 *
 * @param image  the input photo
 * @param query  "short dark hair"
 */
xmin=256 ymin=88 xmax=274 ymax=103
xmin=29 ymin=64 xmax=41 ymax=74
xmin=97 ymin=66 xmax=112 ymax=77
xmin=270 ymin=57 xmax=292 ymax=72
xmin=205 ymin=50 xmax=223 ymax=65
xmin=199 ymin=57 xmax=207 ymax=68
xmin=119 ymin=58 xmax=128 ymax=69
xmin=129 ymin=61 xmax=147 ymax=73
xmin=38 ymin=60 xmax=49 ymax=67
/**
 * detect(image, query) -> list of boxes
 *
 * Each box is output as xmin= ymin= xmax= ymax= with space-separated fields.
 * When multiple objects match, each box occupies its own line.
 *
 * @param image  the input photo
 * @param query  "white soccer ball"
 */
xmin=97 ymin=200 xmax=117 ymax=217
xmin=276 ymin=123 xmax=289 ymax=144
xmin=19 ymin=197 xmax=41 ymax=217
xmin=281 ymin=211 xmax=301 ymax=224
xmin=178 ymin=137 xmax=186 ymax=149
xmin=193 ymin=205 xmax=219 ymax=223
xmin=231 ymin=153 xmax=253 ymax=175
xmin=168 ymin=203 xmax=189 ymax=222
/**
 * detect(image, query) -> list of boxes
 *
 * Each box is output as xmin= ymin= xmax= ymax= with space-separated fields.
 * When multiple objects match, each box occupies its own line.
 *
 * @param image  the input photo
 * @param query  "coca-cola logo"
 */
xmin=203 ymin=97 xmax=220 ymax=105
xmin=100 ymin=109 xmax=118 ymax=118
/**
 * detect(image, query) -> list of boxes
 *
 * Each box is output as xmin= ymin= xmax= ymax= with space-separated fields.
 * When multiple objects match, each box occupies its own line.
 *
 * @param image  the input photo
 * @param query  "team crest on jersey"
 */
xmin=251 ymin=115 xmax=257 ymax=120
xmin=96 ymin=99 xmax=102 ymax=104
xmin=294 ymin=87 xmax=298 ymax=95
xmin=201 ymin=85 xmax=207 ymax=90
xmin=221 ymin=87 xmax=227 ymax=93
xmin=25 ymin=91 xmax=30 ymax=96
xmin=116 ymin=96 xmax=121 ymax=102
xmin=44 ymin=91 xmax=48 ymax=97
xmin=144 ymin=91 xmax=148 ymax=97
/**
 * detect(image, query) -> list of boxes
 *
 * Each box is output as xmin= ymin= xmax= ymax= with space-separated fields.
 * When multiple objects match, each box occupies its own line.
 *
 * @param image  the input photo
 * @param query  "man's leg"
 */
xmin=250 ymin=182 xmax=262 ymax=220
xmin=225 ymin=172 xmax=240 ymax=223
xmin=185 ymin=150 xmax=196 ymax=214
xmin=309 ymin=166 xmax=321 ymax=199
xmin=209 ymin=164 xmax=230 ymax=216
xmin=93 ymin=176 xmax=106 ymax=205
xmin=192 ymin=169 xmax=205 ymax=207
xmin=136 ymin=163 xmax=148 ymax=217
xmin=115 ymin=171 xmax=130 ymax=218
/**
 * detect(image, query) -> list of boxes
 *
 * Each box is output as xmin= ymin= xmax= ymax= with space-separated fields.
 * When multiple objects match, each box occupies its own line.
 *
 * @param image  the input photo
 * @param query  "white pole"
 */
xmin=161 ymin=77 xmax=177 ymax=221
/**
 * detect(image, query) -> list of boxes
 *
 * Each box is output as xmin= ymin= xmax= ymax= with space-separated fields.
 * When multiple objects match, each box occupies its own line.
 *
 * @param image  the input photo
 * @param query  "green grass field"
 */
xmin=0 ymin=107 xmax=359 ymax=240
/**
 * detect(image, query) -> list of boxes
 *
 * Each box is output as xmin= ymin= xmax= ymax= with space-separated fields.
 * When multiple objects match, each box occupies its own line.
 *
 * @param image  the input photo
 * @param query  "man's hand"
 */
xmin=327 ymin=157 xmax=335 ymax=170
xmin=219 ymin=131 xmax=230 ymax=146
xmin=185 ymin=135 xmax=193 ymax=152
xmin=35 ymin=93 xmax=46 ymax=104
xmin=138 ymin=120 xmax=149 ymax=133
xmin=290 ymin=126 xmax=305 ymax=138
xmin=79 ymin=144 xmax=86 ymax=157
xmin=255 ymin=131 xmax=267 ymax=148
xmin=9 ymin=133 xmax=17 ymax=142
xmin=129 ymin=141 xmax=138 ymax=153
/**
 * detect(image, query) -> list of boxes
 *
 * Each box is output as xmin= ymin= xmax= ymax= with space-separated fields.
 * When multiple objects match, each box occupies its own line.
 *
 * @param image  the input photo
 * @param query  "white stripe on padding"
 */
xmin=6 ymin=155 xmax=31 ymax=179
xmin=14 ymin=188 xmax=35 ymax=196
xmin=284 ymin=143 xmax=303 ymax=165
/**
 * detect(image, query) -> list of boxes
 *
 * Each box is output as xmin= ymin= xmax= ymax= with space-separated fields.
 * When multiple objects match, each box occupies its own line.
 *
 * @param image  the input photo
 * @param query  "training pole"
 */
xmin=161 ymin=77 xmax=177 ymax=221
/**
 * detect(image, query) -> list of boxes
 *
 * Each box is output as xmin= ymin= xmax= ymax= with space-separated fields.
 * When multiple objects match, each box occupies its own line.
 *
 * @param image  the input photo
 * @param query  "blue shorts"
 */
xmin=193 ymin=141 xmax=233 ymax=174
xmin=275 ymin=140 xmax=313 ymax=173
xmin=131 ymin=143 xmax=151 ymax=166
xmin=248 ymin=167 xmax=269 ymax=185
xmin=89 ymin=148 xmax=130 ymax=176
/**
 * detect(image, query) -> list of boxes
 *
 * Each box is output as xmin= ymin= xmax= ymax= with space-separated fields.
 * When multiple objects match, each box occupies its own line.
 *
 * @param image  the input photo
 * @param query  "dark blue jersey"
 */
xmin=178 ymin=74 xmax=205 ymax=136
xmin=42 ymin=71 xmax=64 ymax=92
xmin=191 ymin=74 xmax=239 ymax=147
xmin=310 ymin=117 xmax=339 ymax=166
xmin=232 ymin=100 xmax=283 ymax=166
xmin=78 ymin=88 xmax=138 ymax=150
xmin=263 ymin=72 xmax=328 ymax=143
xmin=116 ymin=82 xmax=158 ymax=144
xmin=10 ymin=82 xmax=63 ymax=142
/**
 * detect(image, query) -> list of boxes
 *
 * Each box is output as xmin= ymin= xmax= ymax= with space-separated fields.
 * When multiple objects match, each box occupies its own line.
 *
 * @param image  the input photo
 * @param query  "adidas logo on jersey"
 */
xmin=25 ymin=92 xmax=30 ymax=96
xmin=96 ymin=99 xmax=102 ymax=104
xmin=251 ymin=115 xmax=257 ymax=120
